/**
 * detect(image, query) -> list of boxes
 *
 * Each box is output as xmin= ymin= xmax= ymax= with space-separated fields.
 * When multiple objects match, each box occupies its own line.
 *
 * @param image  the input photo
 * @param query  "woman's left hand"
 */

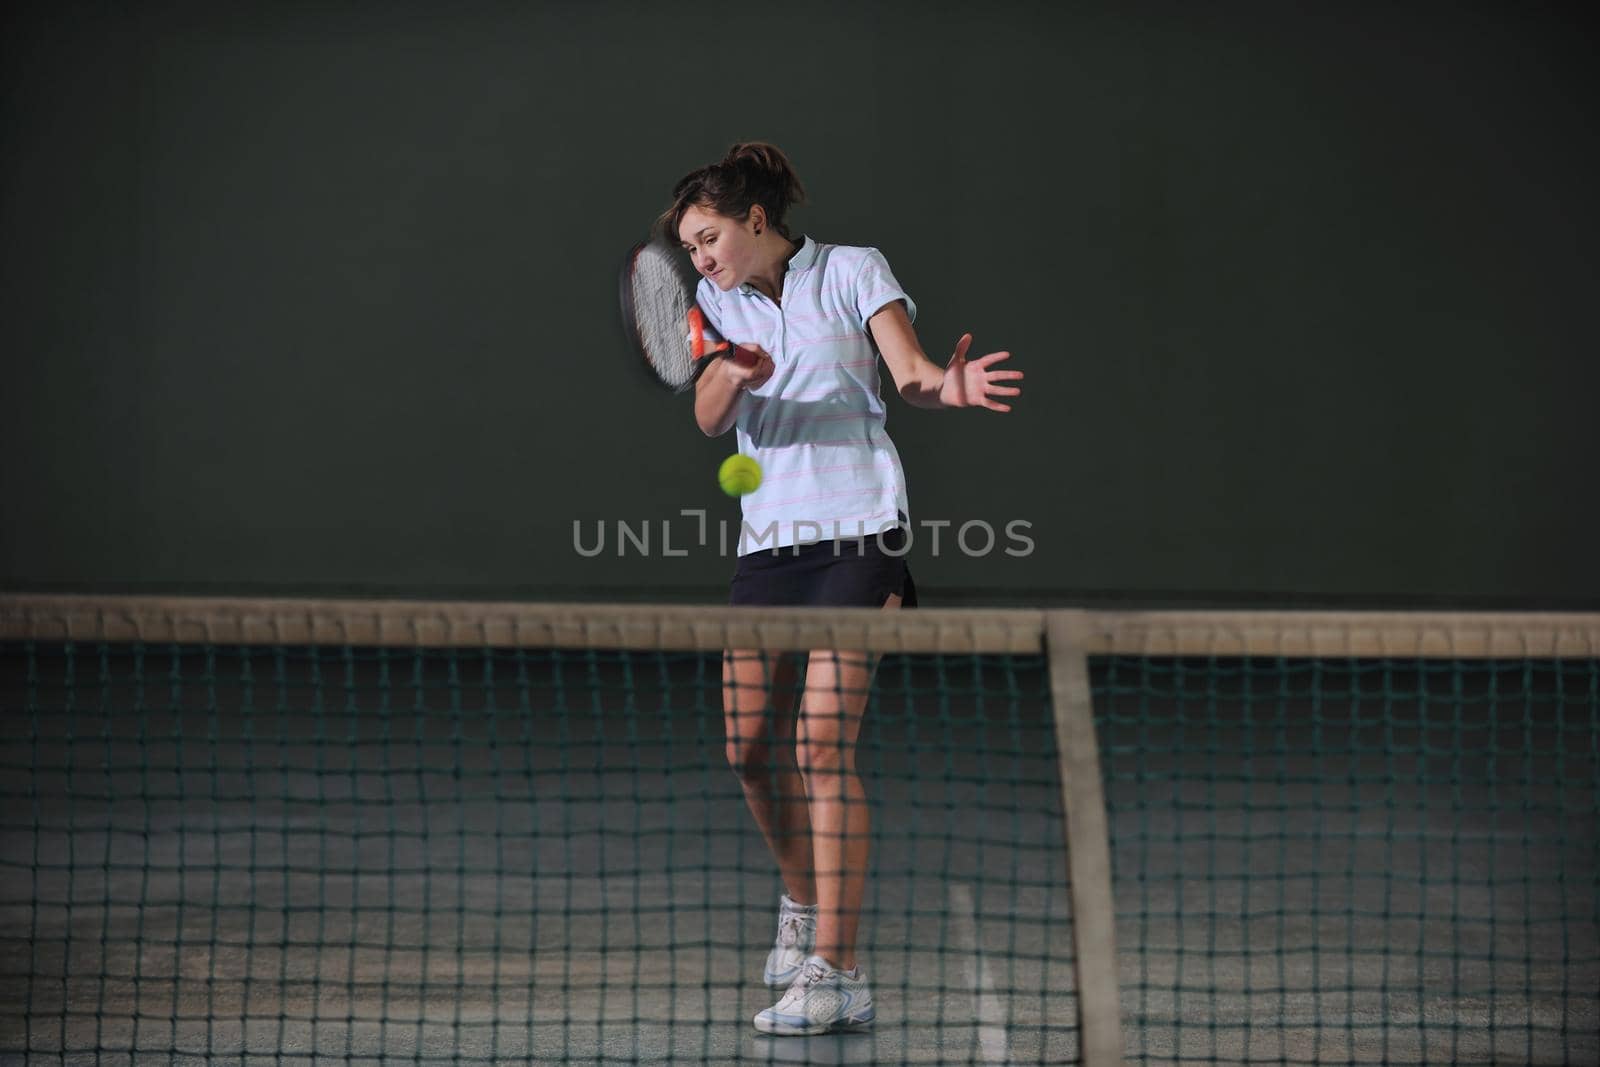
xmin=938 ymin=334 xmax=1023 ymax=412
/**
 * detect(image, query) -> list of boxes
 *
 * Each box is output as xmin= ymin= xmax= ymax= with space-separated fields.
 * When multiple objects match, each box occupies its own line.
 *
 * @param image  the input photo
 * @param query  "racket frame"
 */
xmin=620 ymin=240 xmax=733 ymax=394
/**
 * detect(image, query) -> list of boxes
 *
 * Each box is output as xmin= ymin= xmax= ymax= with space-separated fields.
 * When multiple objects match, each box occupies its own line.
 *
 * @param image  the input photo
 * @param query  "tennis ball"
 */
xmin=718 ymin=454 xmax=762 ymax=497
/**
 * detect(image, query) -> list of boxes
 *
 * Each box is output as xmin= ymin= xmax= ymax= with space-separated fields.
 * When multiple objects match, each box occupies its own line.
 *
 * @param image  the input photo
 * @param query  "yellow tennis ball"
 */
xmin=718 ymin=454 xmax=762 ymax=497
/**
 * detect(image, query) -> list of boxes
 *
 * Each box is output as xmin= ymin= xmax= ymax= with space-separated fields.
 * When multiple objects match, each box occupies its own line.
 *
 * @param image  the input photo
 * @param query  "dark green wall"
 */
xmin=4 ymin=2 xmax=1596 ymax=605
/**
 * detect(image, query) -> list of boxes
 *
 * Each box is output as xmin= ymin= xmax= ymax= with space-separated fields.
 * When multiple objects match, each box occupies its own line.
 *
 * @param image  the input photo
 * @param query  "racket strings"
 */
xmin=631 ymin=248 xmax=697 ymax=387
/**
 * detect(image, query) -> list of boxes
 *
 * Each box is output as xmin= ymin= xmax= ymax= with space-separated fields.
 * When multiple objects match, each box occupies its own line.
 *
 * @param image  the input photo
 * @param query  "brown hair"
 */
xmin=657 ymin=142 xmax=807 ymax=245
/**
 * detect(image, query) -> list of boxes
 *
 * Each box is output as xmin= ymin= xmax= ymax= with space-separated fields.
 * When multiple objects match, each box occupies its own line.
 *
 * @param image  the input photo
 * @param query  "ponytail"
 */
xmin=657 ymin=141 xmax=807 ymax=243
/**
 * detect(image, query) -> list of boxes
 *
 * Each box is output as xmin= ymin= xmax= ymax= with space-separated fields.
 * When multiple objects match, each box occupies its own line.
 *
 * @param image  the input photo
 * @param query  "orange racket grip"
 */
xmin=687 ymin=306 xmax=726 ymax=360
xmin=688 ymin=306 xmax=757 ymax=367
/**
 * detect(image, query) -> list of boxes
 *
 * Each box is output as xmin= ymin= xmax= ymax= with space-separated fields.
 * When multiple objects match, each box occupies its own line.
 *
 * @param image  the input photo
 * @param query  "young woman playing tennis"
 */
xmin=660 ymin=142 xmax=1021 ymax=1036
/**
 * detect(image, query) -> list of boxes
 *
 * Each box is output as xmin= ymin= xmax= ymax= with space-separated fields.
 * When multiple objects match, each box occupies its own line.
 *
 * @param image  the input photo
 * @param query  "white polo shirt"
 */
xmin=696 ymin=236 xmax=916 ymax=555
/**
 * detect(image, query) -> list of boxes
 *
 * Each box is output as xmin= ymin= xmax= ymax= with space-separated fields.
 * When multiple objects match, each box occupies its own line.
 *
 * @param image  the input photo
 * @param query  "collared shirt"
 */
xmin=696 ymin=236 xmax=918 ymax=554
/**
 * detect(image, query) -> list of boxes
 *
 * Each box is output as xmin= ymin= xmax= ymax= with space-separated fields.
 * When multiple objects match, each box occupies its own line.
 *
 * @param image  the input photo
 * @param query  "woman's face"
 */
xmin=677 ymin=203 xmax=758 ymax=292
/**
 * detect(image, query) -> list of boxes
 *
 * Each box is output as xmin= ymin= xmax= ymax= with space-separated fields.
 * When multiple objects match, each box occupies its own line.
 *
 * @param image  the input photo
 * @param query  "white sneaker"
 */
xmin=762 ymin=895 xmax=817 ymax=988
xmin=753 ymin=955 xmax=875 ymax=1036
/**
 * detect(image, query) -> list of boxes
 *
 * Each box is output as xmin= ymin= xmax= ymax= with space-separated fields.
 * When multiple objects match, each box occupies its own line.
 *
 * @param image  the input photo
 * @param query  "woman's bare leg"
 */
xmin=797 ymin=592 xmax=901 ymax=970
xmin=723 ymin=649 xmax=815 ymax=903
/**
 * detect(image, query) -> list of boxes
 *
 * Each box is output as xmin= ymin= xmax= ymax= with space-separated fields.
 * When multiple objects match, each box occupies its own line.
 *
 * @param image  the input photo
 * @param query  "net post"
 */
xmin=1045 ymin=610 xmax=1124 ymax=1067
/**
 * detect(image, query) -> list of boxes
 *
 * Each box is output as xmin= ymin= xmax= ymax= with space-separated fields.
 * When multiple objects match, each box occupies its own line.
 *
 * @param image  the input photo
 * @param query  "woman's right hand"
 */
xmin=722 ymin=343 xmax=775 ymax=391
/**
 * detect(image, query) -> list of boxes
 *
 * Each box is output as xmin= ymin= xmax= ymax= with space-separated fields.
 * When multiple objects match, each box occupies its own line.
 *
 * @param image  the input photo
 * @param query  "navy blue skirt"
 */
xmin=729 ymin=526 xmax=919 ymax=609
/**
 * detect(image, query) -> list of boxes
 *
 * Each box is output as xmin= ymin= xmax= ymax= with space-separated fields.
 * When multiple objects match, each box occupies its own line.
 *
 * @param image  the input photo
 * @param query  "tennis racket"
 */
xmin=619 ymin=239 xmax=755 ymax=392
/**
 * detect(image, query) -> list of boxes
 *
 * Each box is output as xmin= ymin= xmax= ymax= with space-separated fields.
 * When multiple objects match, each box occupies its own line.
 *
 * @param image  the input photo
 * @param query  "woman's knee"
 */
xmin=795 ymin=737 xmax=856 ymax=783
xmin=725 ymin=734 xmax=777 ymax=782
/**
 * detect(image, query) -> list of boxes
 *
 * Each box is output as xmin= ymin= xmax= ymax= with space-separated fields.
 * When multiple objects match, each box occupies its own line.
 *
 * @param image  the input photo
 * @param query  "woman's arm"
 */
xmin=869 ymin=302 xmax=1022 ymax=412
xmin=693 ymin=344 xmax=775 ymax=436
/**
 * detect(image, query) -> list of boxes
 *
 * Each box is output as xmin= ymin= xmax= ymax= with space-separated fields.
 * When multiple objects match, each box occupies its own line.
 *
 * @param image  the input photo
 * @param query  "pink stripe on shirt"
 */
xmin=756 ymin=461 xmax=888 ymax=483
xmin=744 ymin=485 xmax=891 ymax=513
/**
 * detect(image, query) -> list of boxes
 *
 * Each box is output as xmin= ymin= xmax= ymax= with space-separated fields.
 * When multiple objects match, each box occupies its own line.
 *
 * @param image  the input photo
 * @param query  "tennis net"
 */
xmin=1 ymin=596 xmax=1596 ymax=1065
